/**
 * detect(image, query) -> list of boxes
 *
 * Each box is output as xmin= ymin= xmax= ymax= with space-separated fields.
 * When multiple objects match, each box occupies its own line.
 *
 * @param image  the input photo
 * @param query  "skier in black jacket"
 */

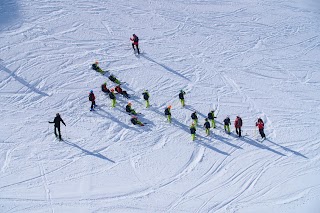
xmin=179 ymin=90 xmax=186 ymax=107
xmin=223 ymin=116 xmax=231 ymax=134
xmin=191 ymin=111 xmax=198 ymax=125
xmin=204 ymin=118 xmax=211 ymax=136
xmin=49 ymin=113 xmax=66 ymax=140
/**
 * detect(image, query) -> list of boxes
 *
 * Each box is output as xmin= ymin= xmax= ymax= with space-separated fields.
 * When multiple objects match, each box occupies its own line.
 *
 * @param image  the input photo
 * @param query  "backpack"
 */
xmin=109 ymin=75 xmax=116 ymax=82
xmin=143 ymin=92 xmax=149 ymax=100
xmin=208 ymin=112 xmax=213 ymax=120
xmin=134 ymin=36 xmax=139 ymax=42
xmin=131 ymin=118 xmax=137 ymax=125
xmin=89 ymin=93 xmax=93 ymax=101
xmin=204 ymin=122 xmax=210 ymax=129
xmin=238 ymin=118 xmax=243 ymax=126
xmin=165 ymin=108 xmax=170 ymax=115
xmin=191 ymin=113 xmax=197 ymax=119
xmin=109 ymin=93 xmax=115 ymax=99
xmin=126 ymin=105 xmax=131 ymax=112
xmin=179 ymin=93 xmax=184 ymax=99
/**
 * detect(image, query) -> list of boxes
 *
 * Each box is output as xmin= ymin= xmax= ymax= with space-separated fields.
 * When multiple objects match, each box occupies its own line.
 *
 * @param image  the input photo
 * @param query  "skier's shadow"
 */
xmin=63 ymin=140 xmax=115 ymax=163
xmin=241 ymin=136 xmax=286 ymax=156
xmin=171 ymin=118 xmax=189 ymax=133
xmin=267 ymin=139 xmax=307 ymax=159
xmin=94 ymin=107 xmax=141 ymax=133
xmin=196 ymin=135 xmax=230 ymax=156
xmin=214 ymin=134 xmax=243 ymax=149
xmin=141 ymin=54 xmax=190 ymax=82
xmin=0 ymin=61 xmax=49 ymax=96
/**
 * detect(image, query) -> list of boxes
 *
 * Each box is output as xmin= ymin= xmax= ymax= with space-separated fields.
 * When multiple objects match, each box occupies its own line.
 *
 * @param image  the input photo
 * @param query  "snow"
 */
xmin=1 ymin=0 xmax=320 ymax=212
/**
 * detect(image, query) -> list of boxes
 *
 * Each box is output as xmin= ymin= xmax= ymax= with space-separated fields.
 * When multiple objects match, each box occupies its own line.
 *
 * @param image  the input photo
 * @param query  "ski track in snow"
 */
xmin=1 ymin=0 xmax=320 ymax=212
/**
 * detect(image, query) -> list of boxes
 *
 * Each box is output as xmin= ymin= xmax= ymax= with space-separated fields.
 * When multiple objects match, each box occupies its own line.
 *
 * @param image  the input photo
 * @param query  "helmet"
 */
xmin=128 ymin=102 xmax=132 ymax=106
xmin=180 ymin=90 xmax=183 ymax=93
xmin=103 ymin=82 xmax=107 ymax=85
xmin=191 ymin=122 xmax=195 ymax=126
xmin=95 ymin=61 xmax=99 ymax=64
xmin=56 ymin=113 xmax=60 ymax=116
xmin=205 ymin=118 xmax=208 ymax=121
xmin=133 ymin=34 xmax=136 ymax=36
xmin=111 ymin=89 xmax=114 ymax=92
xmin=90 ymin=90 xmax=93 ymax=93
xmin=168 ymin=105 xmax=172 ymax=109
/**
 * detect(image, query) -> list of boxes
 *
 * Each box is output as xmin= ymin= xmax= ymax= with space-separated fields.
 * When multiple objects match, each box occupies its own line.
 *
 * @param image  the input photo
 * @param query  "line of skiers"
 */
xmin=188 ymin=114 xmax=265 ymax=141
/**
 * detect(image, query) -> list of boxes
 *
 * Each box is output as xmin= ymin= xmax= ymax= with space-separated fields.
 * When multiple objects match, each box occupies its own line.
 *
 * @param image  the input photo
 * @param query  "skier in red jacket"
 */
xmin=234 ymin=116 xmax=243 ymax=137
xmin=256 ymin=118 xmax=266 ymax=139
xmin=130 ymin=34 xmax=140 ymax=54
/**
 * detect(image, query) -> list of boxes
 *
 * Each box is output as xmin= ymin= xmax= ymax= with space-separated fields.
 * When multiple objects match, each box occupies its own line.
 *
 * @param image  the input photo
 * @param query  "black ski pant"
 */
xmin=54 ymin=126 xmax=62 ymax=139
xmin=236 ymin=127 xmax=241 ymax=137
xmin=132 ymin=43 xmax=140 ymax=54
xmin=91 ymin=101 xmax=96 ymax=109
xmin=259 ymin=129 xmax=266 ymax=138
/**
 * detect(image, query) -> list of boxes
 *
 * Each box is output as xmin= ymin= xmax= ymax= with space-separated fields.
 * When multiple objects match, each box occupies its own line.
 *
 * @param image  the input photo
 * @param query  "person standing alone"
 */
xmin=49 ymin=113 xmax=66 ymax=140
xmin=256 ymin=118 xmax=266 ymax=140
xmin=130 ymin=34 xmax=140 ymax=54
xmin=89 ymin=90 xmax=96 ymax=111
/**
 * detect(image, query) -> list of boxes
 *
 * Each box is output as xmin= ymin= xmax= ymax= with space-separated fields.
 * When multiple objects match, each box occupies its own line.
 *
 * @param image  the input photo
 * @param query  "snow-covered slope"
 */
xmin=1 ymin=0 xmax=320 ymax=212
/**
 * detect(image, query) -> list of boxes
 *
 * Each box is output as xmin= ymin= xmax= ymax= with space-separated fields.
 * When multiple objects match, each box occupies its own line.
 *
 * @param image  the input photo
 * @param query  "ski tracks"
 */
xmin=36 ymin=154 xmax=54 ymax=213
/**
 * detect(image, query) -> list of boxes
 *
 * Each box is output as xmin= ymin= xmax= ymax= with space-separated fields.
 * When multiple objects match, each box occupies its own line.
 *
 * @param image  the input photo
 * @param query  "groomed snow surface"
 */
xmin=1 ymin=0 xmax=320 ymax=212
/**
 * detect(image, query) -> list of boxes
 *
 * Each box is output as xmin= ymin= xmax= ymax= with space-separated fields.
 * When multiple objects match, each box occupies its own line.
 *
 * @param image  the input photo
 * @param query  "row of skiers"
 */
xmin=187 ymin=114 xmax=266 ymax=141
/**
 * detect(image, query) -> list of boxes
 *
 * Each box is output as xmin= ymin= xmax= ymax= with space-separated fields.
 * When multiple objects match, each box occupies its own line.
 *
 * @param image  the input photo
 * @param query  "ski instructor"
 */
xmin=49 ymin=113 xmax=66 ymax=140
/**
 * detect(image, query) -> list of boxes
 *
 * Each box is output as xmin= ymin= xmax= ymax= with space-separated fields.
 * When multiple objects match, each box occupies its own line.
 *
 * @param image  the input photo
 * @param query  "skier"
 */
xmin=108 ymin=74 xmax=121 ymax=84
xmin=101 ymin=82 xmax=110 ymax=94
xmin=48 ymin=113 xmax=66 ymax=140
xmin=115 ymin=85 xmax=123 ymax=94
xmin=131 ymin=116 xmax=144 ymax=126
xmin=88 ymin=90 xmax=96 ymax=111
xmin=142 ymin=90 xmax=150 ymax=108
xmin=115 ymin=85 xmax=130 ymax=98
xmin=191 ymin=111 xmax=198 ymax=125
xmin=92 ymin=61 xmax=105 ymax=74
xmin=190 ymin=123 xmax=196 ymax=141
xmin=256 ymin=118 xmax=266 ymax=140
xmin=234 ymin=116 xmax=243 ymax=137
xmin=178 ymin=90 xmax=186 ymax=107
xmin=109 ymin=89 xmax=116 ymax=108
xmin=130 ymin=34 xmax=140 ymax=54
xmin=208 ymin=110 xmax=216 ymax=128
xmin=164 ymin=105 xmax=172 ymax=123
xmin=223 ymin=116 xmax=231 ymax=134
xmin=204 ymin=118 xmax=211 ymax=136
xmin=126 ymin=102 xmax=137 ymax=115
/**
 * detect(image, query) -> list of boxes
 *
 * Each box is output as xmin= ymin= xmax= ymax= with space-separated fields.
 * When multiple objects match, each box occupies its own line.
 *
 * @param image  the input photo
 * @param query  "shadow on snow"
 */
xmin=63 ymin=140 xmax=115 ymax=163
xmin=141 ymin=54 xmax=190 ymax=82
xmin=0 ymin=61 xmax=49 ymax=96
